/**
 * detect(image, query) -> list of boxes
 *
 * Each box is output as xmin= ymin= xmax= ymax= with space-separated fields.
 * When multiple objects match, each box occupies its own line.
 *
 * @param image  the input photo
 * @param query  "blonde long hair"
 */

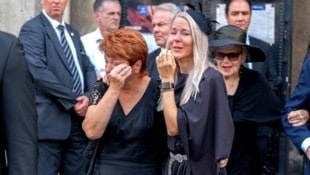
xmin=157 ymin=12 xmax=214 ymax=110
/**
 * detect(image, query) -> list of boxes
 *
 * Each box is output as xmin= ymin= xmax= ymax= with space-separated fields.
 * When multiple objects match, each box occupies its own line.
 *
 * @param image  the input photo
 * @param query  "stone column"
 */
xmin=291 ymin=0 xmax=310 ymax=88
xmin=70 ymin=0 xmax=96 ymax=36
xmin=0 ymin=0 xmax=41 ymax=36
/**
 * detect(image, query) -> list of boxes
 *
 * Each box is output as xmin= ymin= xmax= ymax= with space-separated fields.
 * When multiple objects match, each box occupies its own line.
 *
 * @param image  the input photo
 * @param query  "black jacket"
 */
xmin=0 ymin=31 xmax=37 ymax=175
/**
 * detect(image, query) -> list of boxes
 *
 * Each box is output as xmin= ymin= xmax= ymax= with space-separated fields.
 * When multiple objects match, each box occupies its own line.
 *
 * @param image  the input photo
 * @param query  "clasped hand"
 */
xmin=156 ymin=49 xmax=176 ymax=81
xmin=287 ymin=109 xmax=309 ymax=126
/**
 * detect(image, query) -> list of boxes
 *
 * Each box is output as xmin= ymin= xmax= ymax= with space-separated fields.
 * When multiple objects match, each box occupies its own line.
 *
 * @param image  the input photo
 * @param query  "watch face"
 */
xmin=161 ymin=82 xmax=174 ymax=89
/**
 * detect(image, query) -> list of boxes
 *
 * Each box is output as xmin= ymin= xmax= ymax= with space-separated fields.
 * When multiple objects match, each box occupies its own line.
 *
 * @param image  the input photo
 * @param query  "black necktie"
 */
xmin=57 ymin=25 xmax=82 ymax=95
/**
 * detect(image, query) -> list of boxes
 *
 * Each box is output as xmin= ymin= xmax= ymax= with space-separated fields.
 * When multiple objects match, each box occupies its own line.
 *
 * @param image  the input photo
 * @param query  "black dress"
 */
xmin=90 ymin=79 xmax=167 ymax=175
xmin=164 ymin=67 xmax=234 ymax=175
xmin=226 ymin=67 xmax=282 ymax=175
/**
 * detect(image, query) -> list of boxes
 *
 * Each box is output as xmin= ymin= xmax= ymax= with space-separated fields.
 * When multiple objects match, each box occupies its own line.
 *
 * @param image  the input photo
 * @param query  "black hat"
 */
xmin=186 ymin=10 xmax=212 ymax=36
xmin=185 ymin=2 xmax=202 ymax=13
xmin=209 ymin=25 xmax=266 ymax=62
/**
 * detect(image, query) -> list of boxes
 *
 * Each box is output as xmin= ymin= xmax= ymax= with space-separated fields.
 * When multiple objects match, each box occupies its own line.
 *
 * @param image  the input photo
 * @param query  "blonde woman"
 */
xmin=156 ymin=10 xmax=234 ymax=175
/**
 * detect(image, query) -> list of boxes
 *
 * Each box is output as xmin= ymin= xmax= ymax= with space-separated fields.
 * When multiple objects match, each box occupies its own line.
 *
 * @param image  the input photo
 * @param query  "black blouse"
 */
xmin=89 ymin=79 xmax=167 ymax=175
xmin=166 ymin=67 xmax=234 ymax=175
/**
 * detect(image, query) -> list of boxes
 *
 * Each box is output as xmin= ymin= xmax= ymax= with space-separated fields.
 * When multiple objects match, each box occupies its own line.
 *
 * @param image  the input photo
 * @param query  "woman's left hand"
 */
xmin=218 ymin=158 xmax=229 ymax=168
xmin=156 ymin=49 xmax=176 ymax=82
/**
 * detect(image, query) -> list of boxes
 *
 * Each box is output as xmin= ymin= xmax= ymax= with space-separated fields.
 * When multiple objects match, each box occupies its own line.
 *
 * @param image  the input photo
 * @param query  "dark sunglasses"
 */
xmin=215 ymin=52 xmax=241 ymax=61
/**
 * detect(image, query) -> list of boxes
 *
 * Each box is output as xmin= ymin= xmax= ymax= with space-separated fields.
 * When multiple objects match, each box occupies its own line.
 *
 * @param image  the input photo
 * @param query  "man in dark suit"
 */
xmin=0 ymin=31 xmax=37 ymax=175
xmin=147 ymin=3 xmax=180 ymax=80
xmin=19 ymin=0 xmax=96 ymax=174
xmin=282 ymin=48 xmax=310 ymax=175
xmin=225 ymin=0 xmax=280 ymax=174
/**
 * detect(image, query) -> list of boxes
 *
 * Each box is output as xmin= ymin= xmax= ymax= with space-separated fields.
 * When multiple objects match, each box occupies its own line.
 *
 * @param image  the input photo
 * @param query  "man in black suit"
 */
xmin=225 ymin=0 xmax=280 ymax=174
xmin=0 ymin=31 xmax=37 ymax=175
xmin=19 ymin=0 xmax=96 ymax=174
xmin=147 ymin=3 xmax=180 ymax=80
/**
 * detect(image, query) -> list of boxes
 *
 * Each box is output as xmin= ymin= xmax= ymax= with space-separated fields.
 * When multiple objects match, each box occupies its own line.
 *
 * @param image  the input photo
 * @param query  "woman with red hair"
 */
xmin=82 ymin=28 xmax=167 ymax=175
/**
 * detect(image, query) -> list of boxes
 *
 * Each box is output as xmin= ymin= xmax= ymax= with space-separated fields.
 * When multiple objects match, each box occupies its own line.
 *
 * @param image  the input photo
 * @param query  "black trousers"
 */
xmin=37 ymin=116 xmax=90 ymax=175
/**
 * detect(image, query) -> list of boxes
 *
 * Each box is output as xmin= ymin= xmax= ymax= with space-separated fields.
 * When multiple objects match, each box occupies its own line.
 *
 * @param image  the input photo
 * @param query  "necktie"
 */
xmin=57 ymin=25 xmax=82 ymax=96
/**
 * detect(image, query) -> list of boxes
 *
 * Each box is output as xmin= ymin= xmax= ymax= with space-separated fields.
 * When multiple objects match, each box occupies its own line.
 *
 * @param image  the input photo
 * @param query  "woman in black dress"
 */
xmin=82 ymin=28 xmax=167 ymax=175
xmin=156 ymin=10 xmax=235 ymax=175
xmin=210 ymin=25 xmax=283 ymax=175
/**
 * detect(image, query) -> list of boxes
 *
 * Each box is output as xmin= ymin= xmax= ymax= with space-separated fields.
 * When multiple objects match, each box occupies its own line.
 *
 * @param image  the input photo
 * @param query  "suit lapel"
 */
xmin=65 ymin=24 xmax=83 ymax=67
xmin=249 ymin=36 xmax=257 ymax=47
xmin=40 ymin=13 xmax=72 ymax=73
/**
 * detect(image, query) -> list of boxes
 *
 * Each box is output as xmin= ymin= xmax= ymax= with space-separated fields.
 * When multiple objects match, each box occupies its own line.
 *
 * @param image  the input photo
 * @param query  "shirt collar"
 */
xmin=42 ymin=10 xmax=65 ymax=30
xmin=246 ymin=34 xmax=250 ymax=45
xmin=94 ymin=28 xmax=104 ymax=44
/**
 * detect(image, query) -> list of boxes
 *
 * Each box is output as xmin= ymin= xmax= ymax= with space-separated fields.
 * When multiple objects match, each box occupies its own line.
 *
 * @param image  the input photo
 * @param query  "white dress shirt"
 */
xmin=142 ymin=33 xmax=159 ymax=53
xmin=301 ymin=138 xmax=310 ymax=154
xmin=81 ymin=28 xmax=105 ymax=79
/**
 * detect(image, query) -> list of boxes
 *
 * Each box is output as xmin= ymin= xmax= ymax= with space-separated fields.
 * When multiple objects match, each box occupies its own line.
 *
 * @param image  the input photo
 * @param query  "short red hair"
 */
xmin=101 ymin=28 xmax=148 ymax=76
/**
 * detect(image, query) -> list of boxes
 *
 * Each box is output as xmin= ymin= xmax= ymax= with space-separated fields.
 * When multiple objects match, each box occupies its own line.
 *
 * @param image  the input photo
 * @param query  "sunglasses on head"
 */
xmin=215 ymin=52 xmax=242 ymax=61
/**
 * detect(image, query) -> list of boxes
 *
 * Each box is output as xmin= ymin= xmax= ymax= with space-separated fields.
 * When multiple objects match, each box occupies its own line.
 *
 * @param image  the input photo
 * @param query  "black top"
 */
xmin=90 ymin=79 xmax=167 ymax=175
xmin=165 ymin=67 xmax=234 ymax=175
xmin=228 ymin=66 xmax=282 ymax=124
xmin=226 ymin=66 xmax=282 ymax=174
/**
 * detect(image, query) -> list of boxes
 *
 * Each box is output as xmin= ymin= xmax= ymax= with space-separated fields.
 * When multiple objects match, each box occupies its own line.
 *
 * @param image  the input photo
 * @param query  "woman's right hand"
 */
xmin=156 ymin=49 xmax=176 ymax=82
xmin=105 ymin=64 xmax=132 ymax=90
xmin=287 ymin=109 xmax=309 ymax=126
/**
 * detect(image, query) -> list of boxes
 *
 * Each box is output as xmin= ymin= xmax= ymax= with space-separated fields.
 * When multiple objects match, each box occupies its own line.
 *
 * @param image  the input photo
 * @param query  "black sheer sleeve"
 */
xmin=89 ymin=80 xmax=107 ymax=105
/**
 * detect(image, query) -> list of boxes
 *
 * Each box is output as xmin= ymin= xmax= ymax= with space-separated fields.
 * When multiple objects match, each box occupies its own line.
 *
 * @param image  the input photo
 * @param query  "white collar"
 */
xmin=42 ymin=10 xmax=65 ymax=29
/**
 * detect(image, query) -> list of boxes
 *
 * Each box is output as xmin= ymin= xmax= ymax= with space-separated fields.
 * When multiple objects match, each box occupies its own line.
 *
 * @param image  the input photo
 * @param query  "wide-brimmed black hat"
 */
xmin=209 ymin=25 xmax=266 ymax=62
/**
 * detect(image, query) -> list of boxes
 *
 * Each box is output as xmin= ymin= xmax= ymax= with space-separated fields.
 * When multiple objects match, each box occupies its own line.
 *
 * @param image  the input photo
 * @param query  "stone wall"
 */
xmin=70 ymin=0 xmax=95 ymax=36
xmin=0 ymin=0 xmax=41 ymax=35
xmin=291 ymin=0 xmax=310 ymax=89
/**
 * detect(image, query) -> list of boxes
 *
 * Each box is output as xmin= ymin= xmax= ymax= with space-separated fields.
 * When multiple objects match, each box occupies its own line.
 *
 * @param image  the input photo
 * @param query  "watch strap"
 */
xmin=161 ymin=82 xmax=175 ymax=90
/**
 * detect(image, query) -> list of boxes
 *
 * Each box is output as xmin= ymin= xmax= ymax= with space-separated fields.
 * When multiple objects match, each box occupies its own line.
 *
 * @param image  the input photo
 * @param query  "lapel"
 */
xmin=65 ymin=24 xmax=83 ymax=67
xmin=249 ymin=35 xmax=256 ymax=47
xmin=40 ymin=13 xmax=81 ymax=72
